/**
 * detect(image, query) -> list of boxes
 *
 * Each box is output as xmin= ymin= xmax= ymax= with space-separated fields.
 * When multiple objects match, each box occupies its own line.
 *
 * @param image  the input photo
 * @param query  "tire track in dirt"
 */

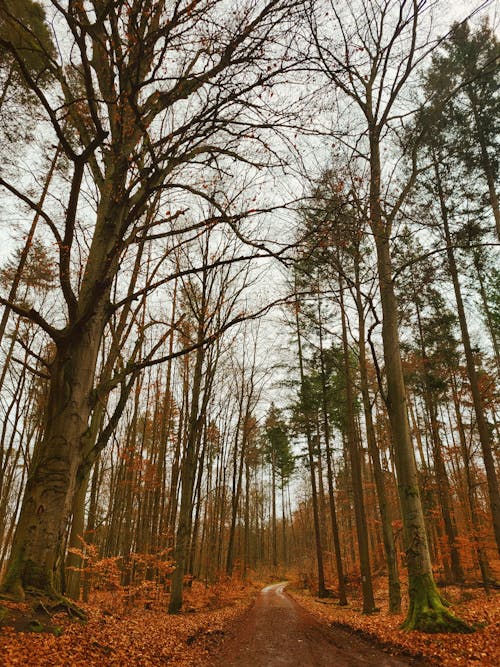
xmin=206 ymin=583 xmax=428 ymax=666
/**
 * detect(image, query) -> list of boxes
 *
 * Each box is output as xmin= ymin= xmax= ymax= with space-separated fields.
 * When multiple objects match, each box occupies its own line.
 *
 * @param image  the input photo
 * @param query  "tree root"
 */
xmin=1 ymin=588 xmax=87 ymax=621
xmin=31 ymin=594 xmax=87 ymax=621
xmin=401 ymin=605 xmax=474 ymax=633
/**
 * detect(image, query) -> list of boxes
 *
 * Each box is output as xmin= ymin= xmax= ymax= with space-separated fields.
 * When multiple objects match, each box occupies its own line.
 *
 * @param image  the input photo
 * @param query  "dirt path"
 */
xmin=207 ymin=583 xmax=426 ymax=666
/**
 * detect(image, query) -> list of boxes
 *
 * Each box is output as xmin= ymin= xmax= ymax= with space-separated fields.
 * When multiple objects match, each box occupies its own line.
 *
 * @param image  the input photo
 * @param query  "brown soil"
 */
xmin=206 ymin=583 xmax=429 ymax=666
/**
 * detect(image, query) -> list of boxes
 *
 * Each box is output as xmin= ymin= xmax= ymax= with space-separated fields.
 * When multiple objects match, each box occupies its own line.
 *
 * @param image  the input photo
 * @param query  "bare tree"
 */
xmin=0 ymin=0 xmax=305 ymax=604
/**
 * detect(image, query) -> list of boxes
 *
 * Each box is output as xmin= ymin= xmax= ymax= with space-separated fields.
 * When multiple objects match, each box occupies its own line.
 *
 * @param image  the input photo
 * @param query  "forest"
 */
xmin=0 ymin=0 xmax=499 ymax=665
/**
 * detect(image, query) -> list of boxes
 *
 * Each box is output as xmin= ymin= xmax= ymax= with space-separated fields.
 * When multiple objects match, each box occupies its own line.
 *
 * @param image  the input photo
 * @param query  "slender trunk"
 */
xmin=317 ymin=294 xmax=348 ymax=605
xmin=243 ymin=458 xmax=250 ymax=579
xmin=226 ymin=392 xmax=247 ymax=576
xmin=434 ymin=156 xmax=500 ymax=557
xmin=413 ymin=280 xmax=464 ymax=583
xmin=450 ymin=374 xmax=492 ymax=590
xmin=65 ymin=472 xmax=89 ymax=600
xmin=339 ymin=280 xmax=376 ymax=613
xmin=0 ymin=144 xmax=61 ymax=388
xmin=271 ymin=448 xmax=277 ymax=568
xmin=281 ymin=480 xmax=287 ymax=565
xmin=294 ymin=286 xmax=327 ymax=597
xmin=355 ymin=267 xmax=401 ymax=612
xmin=168 ymin=334 xmax=205 ymax=613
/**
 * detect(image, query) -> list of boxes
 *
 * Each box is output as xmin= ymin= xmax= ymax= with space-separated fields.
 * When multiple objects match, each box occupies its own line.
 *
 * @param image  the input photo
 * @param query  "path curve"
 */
xmin=207 ymin=582 xmax=425 ymax=666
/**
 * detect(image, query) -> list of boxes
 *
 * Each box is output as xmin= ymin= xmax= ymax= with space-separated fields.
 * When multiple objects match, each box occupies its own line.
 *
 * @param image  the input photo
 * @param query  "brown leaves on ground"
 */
xmin=289 ymin=585 xmax=500 ymax=666
xmin=0 ymin=579 xmax=261 ymax=666
xmin=2 ymin=579 xmax=498 ymax=666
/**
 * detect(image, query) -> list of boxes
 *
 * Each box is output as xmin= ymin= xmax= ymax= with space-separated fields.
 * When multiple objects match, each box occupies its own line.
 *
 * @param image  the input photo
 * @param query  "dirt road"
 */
xmin=207 ymin=583 xmax=425 ymax=666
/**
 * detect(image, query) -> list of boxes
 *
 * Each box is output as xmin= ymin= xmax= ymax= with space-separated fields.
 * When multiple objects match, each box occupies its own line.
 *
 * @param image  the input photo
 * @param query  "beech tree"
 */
xmin=0 ymin=0 xmax=305 ymax=604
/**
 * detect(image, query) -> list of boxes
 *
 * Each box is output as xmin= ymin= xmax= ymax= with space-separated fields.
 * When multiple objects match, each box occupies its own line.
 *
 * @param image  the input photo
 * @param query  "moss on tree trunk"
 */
xmin=401 ymin=573 xmax=473 ymax=633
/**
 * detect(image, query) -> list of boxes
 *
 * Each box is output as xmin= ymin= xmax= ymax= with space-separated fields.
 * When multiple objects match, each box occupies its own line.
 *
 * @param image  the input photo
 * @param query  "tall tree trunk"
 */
xmin=294 ymin=287 xmax=327 ymax=598
xmin=0 ymin=314 xmax=105 ymax=600
xmin=271 ymin=447 xmax=278 ymax=569
xmin=354 ymin=267 xmax=401 ymax=613
xmin=226 ymin=391 xmax=247 ymax=576
xmin=339 ymin=280 xmax=376 ymax=613
xmin=434 ymin=156 xmax=500 ymax=558
xmin=168 ymin=333 xmax=205 ymax=613
xmin=412 ymin=278 xmax=464 ymax=584
xmin=243 ymin=457 xmax=251 ymax=579
xmin=370 ymin=134 xmax=469 ymax=631
xmin=317 ymin=293 xmax=348 ymax=605
xmin=450 ymin=374 xmax=492 ymax=590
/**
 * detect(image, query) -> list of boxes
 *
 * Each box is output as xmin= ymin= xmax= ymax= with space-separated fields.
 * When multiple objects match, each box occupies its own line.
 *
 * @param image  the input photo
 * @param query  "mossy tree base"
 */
xmin=401 ymin=574 xmax=474 ymax=633
xmin=32 ymin=596 xmax=87 ymax=621
xmin=0 ymin=555 xmax=56 ymax=601
xmin=1 ymin=562 xmax=87 ymax=623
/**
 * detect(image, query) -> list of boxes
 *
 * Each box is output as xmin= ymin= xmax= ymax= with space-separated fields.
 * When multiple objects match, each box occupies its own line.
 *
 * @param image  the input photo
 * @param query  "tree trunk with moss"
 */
xmin=370 ymin=134 xmax=471 ymax=632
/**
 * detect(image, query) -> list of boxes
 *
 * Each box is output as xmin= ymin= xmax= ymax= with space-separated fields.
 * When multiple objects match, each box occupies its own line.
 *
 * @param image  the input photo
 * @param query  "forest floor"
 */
xmin=0 ymin=578 xmax=498 ymax=665
xmin=288 ymin=579 xmax=500 ymax=667
xmin=0 ymin=579 xmax=262 ymax=666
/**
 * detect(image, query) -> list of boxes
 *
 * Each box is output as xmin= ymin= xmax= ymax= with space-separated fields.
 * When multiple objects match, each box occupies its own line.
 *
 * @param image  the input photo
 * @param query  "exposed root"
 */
xmin=31 ymin=594 xmax=87 ymax=621
xmin=401 ymin=605 xmax=474 ymax=633
xmin=1 ymin=586 xmax=87 ymax=622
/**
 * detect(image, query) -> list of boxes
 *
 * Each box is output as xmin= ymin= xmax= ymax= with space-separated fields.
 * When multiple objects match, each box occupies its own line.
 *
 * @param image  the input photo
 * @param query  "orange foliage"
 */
xmin=67 ymin=537 xmax=175 ymax=610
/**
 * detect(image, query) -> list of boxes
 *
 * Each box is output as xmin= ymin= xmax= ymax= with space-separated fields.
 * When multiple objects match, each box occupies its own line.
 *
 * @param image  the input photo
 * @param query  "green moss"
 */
xmin=28 ymin=619 xmax=45 ymax=632
xmin=33 ymin=596 xmax=87 ymax=621
xmin=402 ymin=573 xmax=473 ymax=633
xmin=0 ymin=553 xmax=25 ymax=601
xmin=24 ymin=560 xmax=53 ymax=591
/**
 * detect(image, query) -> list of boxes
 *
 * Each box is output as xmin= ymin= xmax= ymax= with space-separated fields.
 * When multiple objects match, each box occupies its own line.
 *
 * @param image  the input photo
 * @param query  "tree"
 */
xmin=263 ymin=404 xmax=294 ymax=569
xmin=417 ymin=25 xmax=500 ymax=558
xmin=308 ymin=0 xmax=472 ymax=631
xmin=0 ymin=0 xmax=306 ymax=604
xmin=423 ymin=20 xmax=500 ymax=240
xmin=292 ymin=282 xmax=328 ymax=597
xmin=0 ymin=0 xmax=54 ymax=104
